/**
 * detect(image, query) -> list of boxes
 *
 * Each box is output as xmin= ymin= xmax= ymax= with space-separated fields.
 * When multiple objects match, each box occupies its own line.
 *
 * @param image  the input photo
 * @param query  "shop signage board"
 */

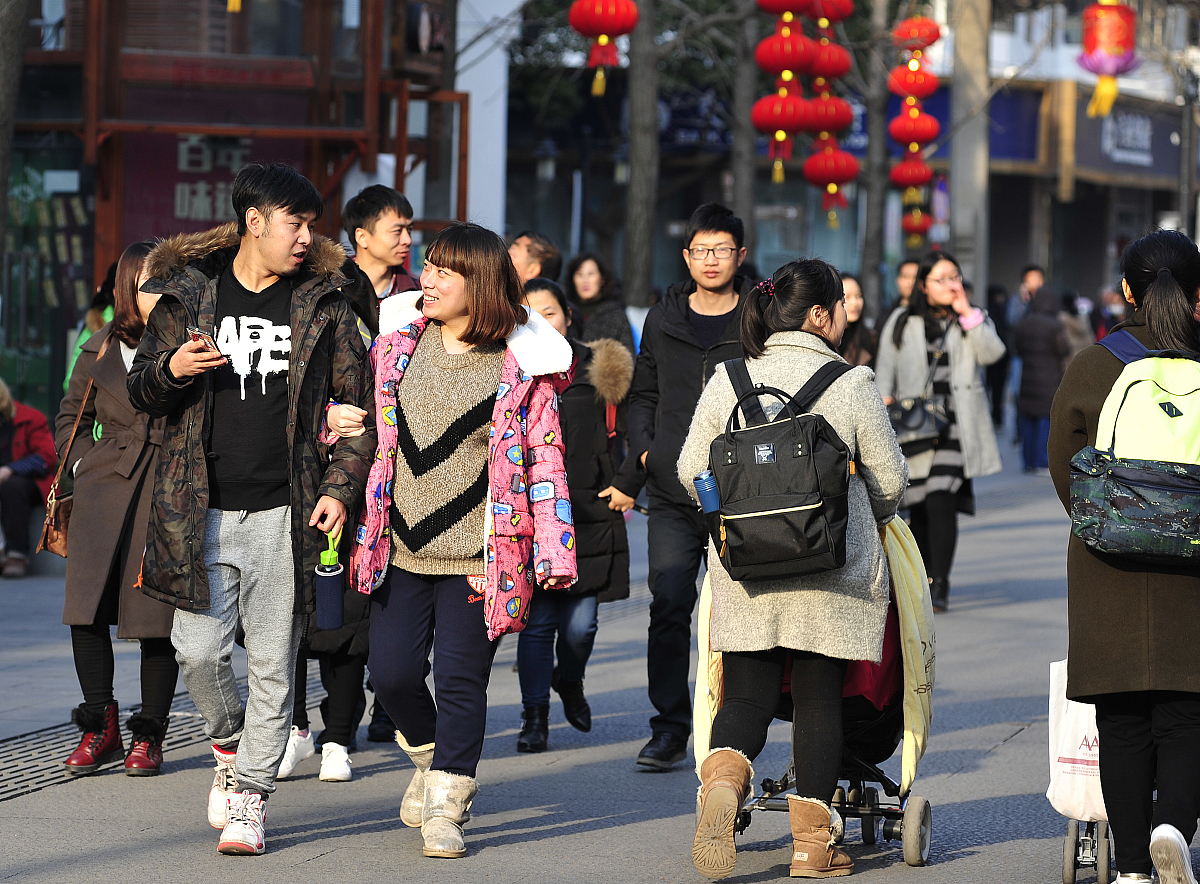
xmin=1074 ymin=95 xmax=1180 ymax=183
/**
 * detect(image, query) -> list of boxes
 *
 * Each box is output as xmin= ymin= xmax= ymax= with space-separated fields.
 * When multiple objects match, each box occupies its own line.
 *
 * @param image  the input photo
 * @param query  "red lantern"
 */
xmin=569 ymin=0 xmax=640 ymax=96
xmin=754 ymin=28 xmax=816 ymax=77
xmin=893 ymin=17 xmax=941 ymax=51
xmin=888 ymin=61 xmax=939 ymax=100
xmin=757 ymin=0 xmax=813 ymax=15
xmin=808 ymin=41 xmax=851 ymax=80
xmin=888 ymin=107 xmax=940 ymax=146
xmin=807 ymin=95 xmax=853 ymax=134
xmin=901 ymin=208 xmax=933 ymax=246
xmin=804 ymin=0 xmax=854 ymax=25
xmin=1079 ymin=1 xmax=1138 ymax=117
xmin=752 ymin=92 xmax=812 ymax=181
xmin=804 ymin=139 xmax=859 ymax=216
xmin=889 ymin=157 xmax=933 ymax=189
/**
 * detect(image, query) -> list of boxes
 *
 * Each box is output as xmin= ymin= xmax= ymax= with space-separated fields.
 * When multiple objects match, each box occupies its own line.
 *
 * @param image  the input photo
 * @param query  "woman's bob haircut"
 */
xmin=424 ymin=222 xmax=525 ymax=346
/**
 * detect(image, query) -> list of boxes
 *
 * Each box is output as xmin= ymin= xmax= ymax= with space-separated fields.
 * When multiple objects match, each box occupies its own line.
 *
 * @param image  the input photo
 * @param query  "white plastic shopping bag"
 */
xmin=1046 ymin=659 xmax=1107 ymax=822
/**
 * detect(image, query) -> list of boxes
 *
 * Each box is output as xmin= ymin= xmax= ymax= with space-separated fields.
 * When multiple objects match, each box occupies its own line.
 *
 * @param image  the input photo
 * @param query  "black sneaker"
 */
xmin=637 ymin=732 xmax=687 ymax=770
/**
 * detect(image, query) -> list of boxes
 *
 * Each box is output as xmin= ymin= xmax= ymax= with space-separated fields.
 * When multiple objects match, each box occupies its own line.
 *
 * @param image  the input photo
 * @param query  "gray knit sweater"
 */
xmin=677 ymin=331 xmax=908 ymax=662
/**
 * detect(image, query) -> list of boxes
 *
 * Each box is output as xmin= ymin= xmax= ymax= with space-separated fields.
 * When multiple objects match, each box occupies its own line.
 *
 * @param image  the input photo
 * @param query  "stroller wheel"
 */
xmin=1063 ymin=820 xmax=1079 ymax=884
xmin=901 ymin=796 xmax=932 ymax=866
xmin=1096 ymin=822 xmax=1112 ymax=884
xmin=861 ymin=787 xmax=879 ymax=846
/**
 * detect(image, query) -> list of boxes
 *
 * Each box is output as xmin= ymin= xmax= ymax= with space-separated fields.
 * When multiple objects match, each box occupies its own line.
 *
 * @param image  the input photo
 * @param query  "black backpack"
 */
xmin=706 ymin=358 xmax=854 ymax=582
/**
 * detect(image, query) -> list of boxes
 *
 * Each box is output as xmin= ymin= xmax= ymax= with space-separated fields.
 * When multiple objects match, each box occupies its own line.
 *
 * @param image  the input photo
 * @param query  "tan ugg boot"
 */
xmin=396 ymin=733 xmax=435 ymax=828
xmin=692 ymin=748 xmax=754 ymax=879
xmin=421 ymin=770 xmax=478 ymax=858
xmin=788 ymin=795 xmax=853 ymax=878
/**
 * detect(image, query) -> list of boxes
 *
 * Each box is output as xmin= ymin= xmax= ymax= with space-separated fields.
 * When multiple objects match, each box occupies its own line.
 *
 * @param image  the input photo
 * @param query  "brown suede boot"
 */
xmin=692 ymin=749 xmax=753 ymax=879
xmin=788 ymin=795 xmax=853 ymax=877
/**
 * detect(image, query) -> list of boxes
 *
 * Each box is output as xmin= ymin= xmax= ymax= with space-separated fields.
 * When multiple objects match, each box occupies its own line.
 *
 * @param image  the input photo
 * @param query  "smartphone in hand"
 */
xmin=186 ymin=327 xmax=221 ymax=354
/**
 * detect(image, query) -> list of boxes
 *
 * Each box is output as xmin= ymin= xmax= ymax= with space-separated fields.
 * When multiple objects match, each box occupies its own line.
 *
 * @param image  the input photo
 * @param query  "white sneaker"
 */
xmin=207 ymin=745 xmax=238 ymax=829
xmin=1115 ymin=875 xmax=1153 ymax=883
xmin=218 ymin=790 xmax=266 ymax=855
xmin=319 ymin=742 xmax=353 ymax=782
xmin=276 ymin=726 xmax=314 ymax=780
xmin=1151 ymin=824 xmax=1199 ymax=884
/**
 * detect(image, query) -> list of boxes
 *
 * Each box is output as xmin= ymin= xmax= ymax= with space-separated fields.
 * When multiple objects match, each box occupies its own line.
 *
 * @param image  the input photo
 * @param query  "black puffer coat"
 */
xmin=1014 ymin=289 xmax=1069 ymax=418
xmin=620 ymin=275 xmax=755 ymax=505
xmin=560 ymin=338 xmax=634 ymax=601
xmin=575 ymin=297 xmax=636 ymax=356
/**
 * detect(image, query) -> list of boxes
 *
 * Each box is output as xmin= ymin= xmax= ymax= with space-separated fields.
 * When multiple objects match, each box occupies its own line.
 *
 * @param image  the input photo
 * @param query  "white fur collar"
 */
xmin=378 ymin=299 xmax=572 ymax=377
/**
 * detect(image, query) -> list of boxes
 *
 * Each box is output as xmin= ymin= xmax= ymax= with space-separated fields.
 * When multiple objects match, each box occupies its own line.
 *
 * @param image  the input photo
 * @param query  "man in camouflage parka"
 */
xmin=128 ymin=165 xmax=375 ymax=855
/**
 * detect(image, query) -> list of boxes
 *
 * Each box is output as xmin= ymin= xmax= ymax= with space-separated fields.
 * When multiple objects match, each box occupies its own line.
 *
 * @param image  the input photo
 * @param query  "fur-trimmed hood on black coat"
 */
xmin=557 ymin=337 xmax=634 ymax=599
xmin=128 ymin=224 xmax=376 ymax=616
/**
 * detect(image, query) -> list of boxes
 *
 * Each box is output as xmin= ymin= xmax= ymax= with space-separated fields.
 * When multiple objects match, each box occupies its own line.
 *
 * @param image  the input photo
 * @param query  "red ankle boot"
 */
xmin=65 ymin=703 xmax=124 ymax=775
xmin=124 ymin=714 xmax=167 ymax=777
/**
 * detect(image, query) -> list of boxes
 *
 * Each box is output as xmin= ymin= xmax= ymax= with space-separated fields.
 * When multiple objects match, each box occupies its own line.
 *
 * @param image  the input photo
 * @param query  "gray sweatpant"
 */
xmin=172 ymin=506 xmax=302 ymax=795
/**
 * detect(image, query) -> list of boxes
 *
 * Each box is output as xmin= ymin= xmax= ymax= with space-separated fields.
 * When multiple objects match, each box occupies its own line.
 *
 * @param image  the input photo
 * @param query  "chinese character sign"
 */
xmin=122 ymin=134 xmax=305 ymax=246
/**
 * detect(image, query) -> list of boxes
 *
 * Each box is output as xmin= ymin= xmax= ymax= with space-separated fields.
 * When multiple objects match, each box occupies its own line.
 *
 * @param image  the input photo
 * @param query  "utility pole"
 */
xmin=948 ymin=0 xmax=991 ymax=297
xmin=1179 ymin=70 xmax=1198 ymax=238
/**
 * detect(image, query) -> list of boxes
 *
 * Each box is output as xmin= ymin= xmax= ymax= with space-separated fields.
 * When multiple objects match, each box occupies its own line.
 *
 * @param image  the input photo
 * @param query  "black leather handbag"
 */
xmin=887 ymin=331 xmax=949 ymax=456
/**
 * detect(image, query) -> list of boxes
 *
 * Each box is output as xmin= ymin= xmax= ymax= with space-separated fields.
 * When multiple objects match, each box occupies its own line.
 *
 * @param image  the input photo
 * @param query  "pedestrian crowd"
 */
xmin=25 ymin=162 xmax=1200 ymax=884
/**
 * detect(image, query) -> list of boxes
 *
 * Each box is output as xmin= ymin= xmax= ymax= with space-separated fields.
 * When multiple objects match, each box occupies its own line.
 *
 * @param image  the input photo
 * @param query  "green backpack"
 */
xmin=1070 ymin=330 xmax=1200 ymax=564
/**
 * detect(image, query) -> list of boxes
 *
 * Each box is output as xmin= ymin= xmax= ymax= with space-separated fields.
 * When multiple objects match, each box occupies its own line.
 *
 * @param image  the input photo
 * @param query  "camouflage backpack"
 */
xmin=1070 ymin=330 xmax=1200 ymax=564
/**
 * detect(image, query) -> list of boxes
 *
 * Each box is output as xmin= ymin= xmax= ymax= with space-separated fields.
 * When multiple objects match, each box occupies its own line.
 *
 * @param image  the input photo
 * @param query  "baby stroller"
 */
xmin=693 ymin=518 xmax=936 ymax=867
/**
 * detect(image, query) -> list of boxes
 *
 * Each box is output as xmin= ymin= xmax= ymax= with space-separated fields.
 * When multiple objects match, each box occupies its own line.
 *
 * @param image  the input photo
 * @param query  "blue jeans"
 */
xmin=1017 ymin=413 xmax=1051 ymax=471
xmin=516 ymin=592 xmax=599 ymax=707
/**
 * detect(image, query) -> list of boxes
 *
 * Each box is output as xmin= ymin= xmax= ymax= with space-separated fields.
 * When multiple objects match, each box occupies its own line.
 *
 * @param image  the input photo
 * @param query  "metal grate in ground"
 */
xmin=0 ymin=665 xmax=328 ymax=803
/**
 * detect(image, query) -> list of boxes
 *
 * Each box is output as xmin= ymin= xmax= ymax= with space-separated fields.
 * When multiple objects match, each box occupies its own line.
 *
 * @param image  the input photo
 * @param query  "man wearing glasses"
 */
xmin=604 ymin=203 xmax=755 ymax=770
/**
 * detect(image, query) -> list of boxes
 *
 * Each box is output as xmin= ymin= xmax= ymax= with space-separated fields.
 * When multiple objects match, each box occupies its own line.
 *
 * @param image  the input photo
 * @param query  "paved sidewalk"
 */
xmin=0 ymin=452 xmax=1158 ymax=882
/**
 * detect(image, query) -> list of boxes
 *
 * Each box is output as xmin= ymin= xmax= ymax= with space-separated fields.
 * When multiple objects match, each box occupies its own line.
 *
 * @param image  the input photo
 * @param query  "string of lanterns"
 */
xmin=751 ymin=0 xmax=859 ymax=228
xmin=888 ymin=16 xmax=941 ymax=247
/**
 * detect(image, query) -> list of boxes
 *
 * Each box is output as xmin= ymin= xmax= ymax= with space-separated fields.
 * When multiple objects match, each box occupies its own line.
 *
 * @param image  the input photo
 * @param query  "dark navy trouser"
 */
xmin=369 ymin=567 xmax=498 ymax=777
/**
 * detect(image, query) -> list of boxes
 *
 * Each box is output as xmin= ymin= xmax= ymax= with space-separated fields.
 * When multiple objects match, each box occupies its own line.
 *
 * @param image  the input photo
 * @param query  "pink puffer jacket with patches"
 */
xmin=349 ymin=304 xmax=578 ymax=640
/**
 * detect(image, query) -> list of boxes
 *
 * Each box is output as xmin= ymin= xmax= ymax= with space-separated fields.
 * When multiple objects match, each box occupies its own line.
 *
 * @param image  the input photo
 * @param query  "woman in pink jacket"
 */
xmin=337 ymin=222 xmax=576 ymax=860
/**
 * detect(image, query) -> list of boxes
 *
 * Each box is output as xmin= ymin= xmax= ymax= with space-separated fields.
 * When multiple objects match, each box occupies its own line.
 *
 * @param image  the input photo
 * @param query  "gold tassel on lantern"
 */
xmin=773 ymin=160 xmax=785 ymax=183
xmin=592 ymin=67 xmax=607 ymax=96
xmin=902 ymin=186 xmax=923 ymax=205
xmin=227 ymin=0 xmax=241 ymax=10
xmin=827 ymin=210 xmax=840 ymax=230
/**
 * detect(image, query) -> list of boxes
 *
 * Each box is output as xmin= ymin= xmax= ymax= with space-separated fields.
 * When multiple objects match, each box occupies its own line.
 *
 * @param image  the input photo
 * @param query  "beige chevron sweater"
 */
xmin=389 ymin=327 xmax=505 ymax=575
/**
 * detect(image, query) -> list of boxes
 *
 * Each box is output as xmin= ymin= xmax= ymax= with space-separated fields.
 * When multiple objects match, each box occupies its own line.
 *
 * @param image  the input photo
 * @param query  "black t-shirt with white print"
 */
xmin=207 ymin=267 xmax=292 ymax=512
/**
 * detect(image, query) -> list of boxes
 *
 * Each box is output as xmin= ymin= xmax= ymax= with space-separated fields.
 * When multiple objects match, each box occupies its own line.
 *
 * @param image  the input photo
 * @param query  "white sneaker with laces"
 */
xmin=1151 ymin=824 xmax=1199 ymax=884
xmin=218 ymin=790 xmax=266 ymax=855
xmin=319 ymin=742 xmax=353 ymax=782
xmin=207 ymin=746 xmax=238 ymax=829
xmin=276 ymin=726 xmax=314 ymax=780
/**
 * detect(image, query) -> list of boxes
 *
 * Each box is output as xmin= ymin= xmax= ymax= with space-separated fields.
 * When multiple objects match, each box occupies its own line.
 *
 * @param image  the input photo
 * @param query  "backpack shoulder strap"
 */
xmin=724 ymin=358 xmax=767 ymax=425
xmin=1098 ymin=329 xmax=1149 ymax=365
xmin=789 ymin=361 xmax=855 ymax=414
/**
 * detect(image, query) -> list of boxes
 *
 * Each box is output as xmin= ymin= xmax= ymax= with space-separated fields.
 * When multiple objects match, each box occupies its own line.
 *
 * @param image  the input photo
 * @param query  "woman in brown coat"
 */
xmin=1049 ymin=229 xmax=1200 ymax=884
xmin=56 ymin=242 xmax=178 ymax=777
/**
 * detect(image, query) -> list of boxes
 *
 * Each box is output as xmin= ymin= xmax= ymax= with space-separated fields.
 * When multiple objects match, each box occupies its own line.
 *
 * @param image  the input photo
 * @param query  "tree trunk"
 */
xmin=0 ymin=3 xmax=29 ymax=261
xmin=622 ymin=0 xmax=659 ymax=307
xmin=730 ymin=1 xmax=758 ymax=260
xmin=859 ymin=0 xmax=891 ymax=324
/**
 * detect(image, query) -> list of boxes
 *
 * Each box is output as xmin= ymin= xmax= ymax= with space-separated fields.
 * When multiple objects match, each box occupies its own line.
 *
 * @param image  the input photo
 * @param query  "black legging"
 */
xmin=908 ymin=491 xmax=958 ymax=583
xmin=291 ymin=645 xmax=367 ymax=746
xmin=1095 ymin=691 xmax=1200 ymax=876
xmin=709 ymin=648 xmax=848 ymax=801
xmin=70 ymin=623 xmax=178 ymax=724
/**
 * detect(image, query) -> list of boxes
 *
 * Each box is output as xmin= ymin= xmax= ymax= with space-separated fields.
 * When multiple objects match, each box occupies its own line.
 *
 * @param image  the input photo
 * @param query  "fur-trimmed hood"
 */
xmin=144 ymin=221 xmax=348 ymax=285
xmin=582 ymin=338 xmax=633 ymax=405
xmin=380 ymin=300 xmax=573 ymax=377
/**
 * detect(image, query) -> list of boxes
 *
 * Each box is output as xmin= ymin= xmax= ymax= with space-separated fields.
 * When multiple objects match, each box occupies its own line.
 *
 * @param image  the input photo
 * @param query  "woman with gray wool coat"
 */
xmin=678 ymin=259 xmax=907 ymax=880
xmin=875 ymin=252 xmax=1006 ymax=612
xmin=56 ymin=241 xmax=179 ymax=777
